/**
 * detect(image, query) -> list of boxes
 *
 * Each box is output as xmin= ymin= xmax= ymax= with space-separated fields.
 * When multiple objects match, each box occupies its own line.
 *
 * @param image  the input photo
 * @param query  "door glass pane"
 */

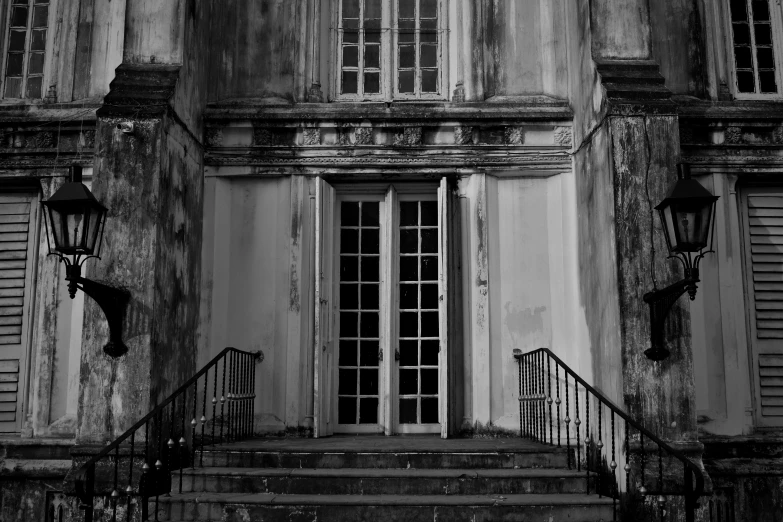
xmin=398 ymin=199 xmax=440 ymax=424
xmin=338 ymin=201 xmax=381 ymax=425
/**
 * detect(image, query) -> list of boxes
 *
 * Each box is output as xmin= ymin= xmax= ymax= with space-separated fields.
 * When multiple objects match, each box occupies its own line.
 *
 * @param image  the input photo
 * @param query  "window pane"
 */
xmin=421 ymin=44 xmax=437 ymax=68
xmin=361 ymin=284 xmax=379 ymax=309
xmin=364 ymin=71 xmax=380 ymax=93
xmin=359 ymin=311 xmax=379 ymax=337
xmin=735 ymin=46 xmax=753 ymax=69
xmin=341 ymin=311 xmax=358 ymax=337
xmin=399 ymin=70 xmax=414 ymax=93
xmin=730 ymin=0 xmax=748 ymax=21
xmin=361 ymin=229 xmax=379 ymax=254
xmin=757 ymin=47 xmax=775 ymax=69
xmin=343 ymin=0 xmax=360 ymax=19
xmin=338 ymin=397 xmax=356 ymax=424
xmin=399 ymin=19 xmax=415 ymax=42
xmin=422 ymin=69 xmax=438 ymax=92
xmin=344 ymin=30 xmax=359 ymax=43
xmin=365 ymin=29 xmax=380 ymax=43
xmin=752 ymin=0 xmax=770 ymax=21
xmin=400 ymin=202 xmax=418 ymax=225
xmin=421 ymin=0 xmax=438 ymax=18
xmin=421 ymin=312 xmax=439 ymax=337
xmin=737 ymin=70 xmax=756 ymax=92
xmin=421 ymin=228 xmax=437 ymax=253
xmin=341 ymin=256 xmax=359 ymax=281
xmin=400 ymin=229 xmax=418 ymax=253
xmin=400 ymin=284 xmax=418 ymax=309
xmin=33 ymin=5 xmax=48 ymax=27
xmin=755 ymin=24 xmax=772 ymax=46
xmin=342 ymin=228 xmax=359 ymax=253
xmin=343 ymin=45 xmax=358 ymax=67
xmin=6 ymin=54 xmax=23 ymax=76
xmin=361 ymin=256 xmax=379 ymax=282
xmin=9 ymin=31 xmax=26 ymax=52
xmin=421 ymin=18 xmax=438 ymax=31
xmin=359 ymin=368 xmax=378 ymax=394
xmin=4 ymin=77 xmax=21 ymax=98
xmin=733 ymin=23 xmax=750 ymax=45
xmin=420 ymin=201 xmax=437 ymax=225
xmin=361 ymin=340 xmax=379 ymax=366
xmin=28 ymin=52 xmax=44 ymax=75
xmin=341 ymin=284 xmax=359 ymax=309
xmin=421 ymin=31 xmax=438 ymax=43
xmin=30 ymin=29 xmax=46 ymax=51
xmin=340 ymin=340 xmax=358 ymax=366
xmin=400 ymin=312 xmax=418 ymax=337
xmin=400 ymin=256 xmax=418 ymax=280
xmin=421 ymin=340 xmax=439 ymax=365
xmin=759 ymin=70 xmax=777 ymax=92
xmin=400 ymin=398 xmax=417 ymax=423
xmin=361 ymin=201 xmax=379 ymax=226
xmin=11 ymin=7 xmax=28 ymax=27
xmin=421 ymin=397 xmax=438 ymax=423
xmin=343 ymin=18 xmax=360 ymax=29
xmin=365 ymin=0 xmax=381 ymax=19
xmin=399 ymin=0 xmax=415 ymax=19
xmin=399 ymin=45 xmax=415 ymax=68
xmin=421 ymin=369 xmax=438 ymax=394
xmin=399 ymin=369 xmax=418 ymax=394
xmin=365 ymin=44 xmax=380 ymax=68
xmin=421 ymin=256 xmax=437 ymax=280
xmin=342 ymin=71 xmax=358 ymax=94
xmin=400 ymin=340 xmax=418 ymax=366
xmin=343 ymin=202 xmax=360 ymax=225
xmin=339 ymin=369 xmax=357 ymax=395
xmin=420 ymin=284 xmax=438 ymax=309
xmin=359 ymin=397 xmax=378 ymax=423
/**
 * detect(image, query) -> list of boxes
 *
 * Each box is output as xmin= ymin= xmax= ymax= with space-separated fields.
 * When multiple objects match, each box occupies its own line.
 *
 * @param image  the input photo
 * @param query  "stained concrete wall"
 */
xmin=649 ymin=0 xmax=707 ymax=96
xmin=207 ymin=0 xmax=300 ymax=103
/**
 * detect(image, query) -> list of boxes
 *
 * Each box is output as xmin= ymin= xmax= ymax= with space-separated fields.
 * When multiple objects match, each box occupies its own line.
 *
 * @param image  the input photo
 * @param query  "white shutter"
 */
xmin=0 ymin=195 xmax=37 ymax=431
xmin=314 ymin=178 xmax=336 ymax=437
xmin=743 ymin=190 xmax=783 ymax=424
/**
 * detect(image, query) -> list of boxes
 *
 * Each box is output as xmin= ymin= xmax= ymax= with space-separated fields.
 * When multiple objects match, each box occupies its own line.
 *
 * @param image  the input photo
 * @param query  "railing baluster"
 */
xmin=244 ymin=353 xmax=251 ymax=437
xmin=555 ymin=364 xmax=561 ymax=447
xmin=575 ymin=382 xmax=581 ymax=472
xmin=640 ymin=432 xmax=647 ymax=497
xmin=586 ymin=392 xmax=591 ymax=494
xmin=126 ymin=431 xmax=135 ymax=522
xmin=658 ymin=446 xmax=665 ymax=522
xmin=523 ymin=355 xmax=529 ymax=438
xmin=611 ymin=411 xmax=617 ymax=521
xmin=191 ymin=375 xmax=198 ymax=470
xmin=111 ymin=445 xmax=119 ymax=522
xmin=211 ymin=357 xmax=218 ymax=460
xmin=228 ymin=350 xmax=235 ymax=441
xmin=597 ymin=401 xmax=603 ymax=498
xmin=155 ymin=408 xmax=163 ymax=522
xmin=547 ymin=355 xmax=553 ymax=445
xmin=538 ymin=352 xmax=544 ymax=442
xmin=220 ymin=353 xmax=227 ymax=443
xmin=517 ymin=355 xmax=523 ymax=438
xmin=565 ymin=372 xmax=571 ymax=469
xmin=251 ymin=352 xmax=257 ymax=436
xmin=624 ymin=421 xmax=631 ymax=507
xmin=142 ymin=421 xmax=150 ymax=521
xmin=201 ymin=367 xmax=208 ymax=460
xmin=179 ymin=383 xmax=187 ymax=493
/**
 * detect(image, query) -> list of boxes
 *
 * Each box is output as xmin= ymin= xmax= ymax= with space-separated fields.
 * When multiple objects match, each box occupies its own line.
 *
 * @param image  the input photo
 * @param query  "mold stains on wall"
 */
xmin=503 ymin=303 xmax=547 ymax=348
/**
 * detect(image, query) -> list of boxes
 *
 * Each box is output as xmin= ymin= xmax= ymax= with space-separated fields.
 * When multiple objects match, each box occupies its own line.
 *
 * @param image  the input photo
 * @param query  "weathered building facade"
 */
xmin=0 ymin=0 xmax=782 ymax=520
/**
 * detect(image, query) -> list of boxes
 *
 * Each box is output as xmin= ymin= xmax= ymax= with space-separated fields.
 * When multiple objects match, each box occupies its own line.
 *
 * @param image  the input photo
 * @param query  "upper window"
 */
xmin=335 ymin=0 xmax=445 ymax=101
xmin=728 ymin=0 xmax=783 ymax=97
xmin=2 ymin=0 xmax=50 ymax=99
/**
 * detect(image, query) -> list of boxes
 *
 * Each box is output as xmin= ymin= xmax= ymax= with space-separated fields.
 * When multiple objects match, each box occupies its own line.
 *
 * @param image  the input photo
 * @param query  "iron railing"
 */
xmin=72 ymin=347 xmax=261 ymax=522
xmin=514 ymin=348 xmax=705 ymax=522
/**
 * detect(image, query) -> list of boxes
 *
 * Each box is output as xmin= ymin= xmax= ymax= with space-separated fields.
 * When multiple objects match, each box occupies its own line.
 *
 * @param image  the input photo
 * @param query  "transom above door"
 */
xmin=313 ymin=179 xmax=455 ymax=437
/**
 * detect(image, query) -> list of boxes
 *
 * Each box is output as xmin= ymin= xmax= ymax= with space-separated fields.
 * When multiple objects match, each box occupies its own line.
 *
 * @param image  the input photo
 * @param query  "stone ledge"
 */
xmin=0 ymin=458 xmax=72 ymax=479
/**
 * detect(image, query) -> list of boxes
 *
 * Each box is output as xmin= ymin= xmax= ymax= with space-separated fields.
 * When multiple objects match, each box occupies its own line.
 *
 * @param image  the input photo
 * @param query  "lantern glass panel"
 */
xmin=46 ymin=204 xmax=104 ymax=255
xmin=659 ymin=206 xmax=678 ymax=253
xmin=671 ymin=201 xmax=713 ymax=252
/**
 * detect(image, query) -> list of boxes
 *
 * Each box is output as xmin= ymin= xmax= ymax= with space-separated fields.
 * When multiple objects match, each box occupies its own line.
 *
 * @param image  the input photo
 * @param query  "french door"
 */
xmin=313 ymin=179 xmax=456 ymax=437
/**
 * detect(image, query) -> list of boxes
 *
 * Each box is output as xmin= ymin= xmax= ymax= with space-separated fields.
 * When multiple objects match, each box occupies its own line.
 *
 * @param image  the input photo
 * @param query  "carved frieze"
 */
xmin=302 ymin=128 xmax=321 ymax=146
xmin=454 ymin=126 xmax=473 ymax=145
xmin=338 ymin=125 xmax=353 ymax=146
xmin=81 ymin=130 xmax=96 ymax=148
xmin=26 ymin=131 xmax=55 ymax=148
xmin=554 ymin=126 xmax=573 ymax=147
xmin=504 ymin=126 xmax=524 ymax=145
xmin=724 ymin=127 xmax=742 ymax=144
xmin=206 ymin=128 xmax=223 ymax=147
xmin=394 ymin=127 xmax=423 ymax=146
xmin=355 ymin=127 xmax=373 ymax=145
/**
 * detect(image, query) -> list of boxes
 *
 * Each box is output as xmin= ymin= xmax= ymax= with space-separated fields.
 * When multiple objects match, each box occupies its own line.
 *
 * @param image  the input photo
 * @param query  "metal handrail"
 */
xmin=514 ymin=347 xmax=705 ymax=522
xmin=73 ymin=346 xmax=261 ymax=522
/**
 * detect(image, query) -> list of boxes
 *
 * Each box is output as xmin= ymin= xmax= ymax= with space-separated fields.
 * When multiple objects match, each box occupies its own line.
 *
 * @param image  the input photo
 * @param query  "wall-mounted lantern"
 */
xmin=643 ymin=164 xmax=719 ymax=361
xmin=42 ymin=166 xmax=131 ymax=358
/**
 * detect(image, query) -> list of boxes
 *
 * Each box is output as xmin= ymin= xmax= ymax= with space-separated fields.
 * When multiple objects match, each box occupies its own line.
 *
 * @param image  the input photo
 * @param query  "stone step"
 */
xmin=197 ymin=437 xmax=570 ymax=469
xmin=174 ymin=466 xmax=593 ymax=496
xmin=154 ymin=492 xmax=615 ymax=522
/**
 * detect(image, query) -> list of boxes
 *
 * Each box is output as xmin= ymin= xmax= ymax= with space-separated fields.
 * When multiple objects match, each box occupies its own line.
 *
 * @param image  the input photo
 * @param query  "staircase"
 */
xmin=152 ymin=436 xmax=614 ymax=522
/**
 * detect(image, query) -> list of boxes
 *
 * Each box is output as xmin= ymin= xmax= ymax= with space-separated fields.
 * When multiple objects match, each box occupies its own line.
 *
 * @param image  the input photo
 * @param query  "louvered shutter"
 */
xmin=743 ymin=190 xmax=783 ymax=425
xmin=0 ymin=195 xmax=37 ymax=432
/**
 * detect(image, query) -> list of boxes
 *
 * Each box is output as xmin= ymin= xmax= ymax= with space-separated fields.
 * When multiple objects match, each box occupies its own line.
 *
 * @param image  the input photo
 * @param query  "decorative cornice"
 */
xmin=98 ymin=64 xmax=180 ymax=118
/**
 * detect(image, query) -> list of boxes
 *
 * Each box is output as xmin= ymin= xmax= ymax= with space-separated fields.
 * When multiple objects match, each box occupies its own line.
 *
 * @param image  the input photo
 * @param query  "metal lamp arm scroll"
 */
xmin=642 ymin=275 xmax=698 ymax=361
